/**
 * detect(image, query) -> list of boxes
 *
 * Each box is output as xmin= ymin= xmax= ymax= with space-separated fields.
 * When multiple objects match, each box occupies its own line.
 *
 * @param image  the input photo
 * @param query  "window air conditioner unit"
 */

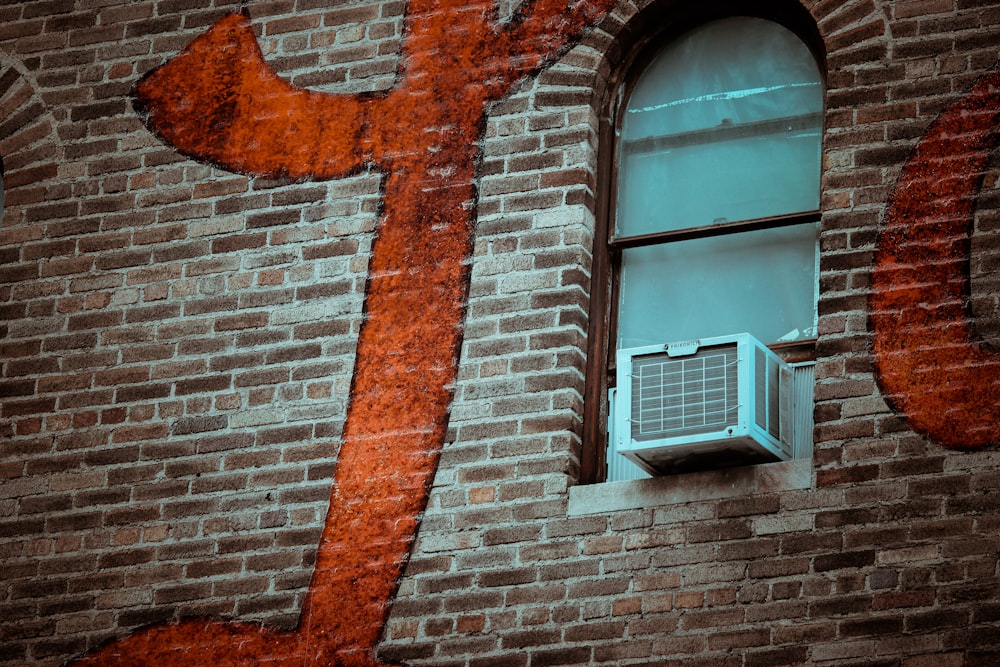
xmin=614 ymin=332 xmax=803 ymax=476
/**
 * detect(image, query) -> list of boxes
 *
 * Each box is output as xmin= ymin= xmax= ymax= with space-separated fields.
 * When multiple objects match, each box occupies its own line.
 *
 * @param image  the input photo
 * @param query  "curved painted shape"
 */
xmin=870 ymin=63 xmax=1000 ymax=449
xmin=130 ymin=13 xmax=369 ymax=181
xmin=72 ymin=1 xmax=614 ymax=665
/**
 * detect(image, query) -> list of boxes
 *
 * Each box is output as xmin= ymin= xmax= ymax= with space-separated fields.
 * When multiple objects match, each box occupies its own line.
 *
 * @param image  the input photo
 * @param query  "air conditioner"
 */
xmin=614 ymin=332 xmax=810 ymax=476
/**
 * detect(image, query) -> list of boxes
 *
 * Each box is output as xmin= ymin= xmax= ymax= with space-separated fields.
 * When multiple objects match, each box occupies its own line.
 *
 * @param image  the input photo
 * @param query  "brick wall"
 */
xmin=2 ymin=0 xmax=1000 ymax=665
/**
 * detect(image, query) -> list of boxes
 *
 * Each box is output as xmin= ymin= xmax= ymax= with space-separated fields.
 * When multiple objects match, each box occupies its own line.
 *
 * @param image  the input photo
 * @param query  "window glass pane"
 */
xmin=617 ymin=127 xmax=821 ymax=234
xmin=616 ymin=17 xmax=823 ymax=237
xmin=616 ymin=222 xmax=820 ymax=349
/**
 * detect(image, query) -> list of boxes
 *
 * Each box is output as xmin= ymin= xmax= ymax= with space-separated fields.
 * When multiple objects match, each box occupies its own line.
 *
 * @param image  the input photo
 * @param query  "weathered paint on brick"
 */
xmin=68 ymin=0 xmax=615 ymax=664
xmin=870 ymin=61 xmax=1000 ymax=450
xmin=3 ymin=0 xmax=1000 ymax=666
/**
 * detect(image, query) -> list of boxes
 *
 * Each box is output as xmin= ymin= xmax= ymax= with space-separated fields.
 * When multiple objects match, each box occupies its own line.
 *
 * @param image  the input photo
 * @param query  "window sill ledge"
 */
xmin=567 ymin=458 xmax=811 ymax=516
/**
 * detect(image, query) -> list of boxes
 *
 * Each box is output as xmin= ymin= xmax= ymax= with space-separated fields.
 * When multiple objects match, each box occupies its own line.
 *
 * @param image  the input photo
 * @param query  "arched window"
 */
xmin=585 ymin=15 xmax=825 ymax=482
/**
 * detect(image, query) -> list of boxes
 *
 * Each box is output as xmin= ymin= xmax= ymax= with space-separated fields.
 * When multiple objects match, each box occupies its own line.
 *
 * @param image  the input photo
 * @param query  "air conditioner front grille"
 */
xmin=630 ymin=344 xmax=739 ymax=442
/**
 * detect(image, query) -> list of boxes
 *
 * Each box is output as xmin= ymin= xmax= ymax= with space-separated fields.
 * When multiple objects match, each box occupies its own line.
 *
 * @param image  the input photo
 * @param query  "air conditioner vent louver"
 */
xmin=614 ymin=333 xmax=809 ymax=476
xmin=630 ymin=344 xmax=739 ymax=442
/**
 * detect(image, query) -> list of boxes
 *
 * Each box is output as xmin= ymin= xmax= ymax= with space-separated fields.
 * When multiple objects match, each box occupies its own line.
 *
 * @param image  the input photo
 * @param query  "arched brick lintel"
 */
xmin=0 ymin=52 xmax=61 ymax=227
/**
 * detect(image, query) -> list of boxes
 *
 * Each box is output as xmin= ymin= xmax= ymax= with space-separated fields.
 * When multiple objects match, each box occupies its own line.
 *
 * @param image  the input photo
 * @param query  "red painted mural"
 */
xmin=71 ymin=1 xmax=612 ymax=666
xmin=871 ymin=63 xmax=1000 ymax=450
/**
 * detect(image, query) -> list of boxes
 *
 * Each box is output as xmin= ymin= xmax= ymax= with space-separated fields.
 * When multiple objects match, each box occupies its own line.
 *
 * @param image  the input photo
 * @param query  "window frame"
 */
xmin=581 ymin=4 xmax=827 ymax=484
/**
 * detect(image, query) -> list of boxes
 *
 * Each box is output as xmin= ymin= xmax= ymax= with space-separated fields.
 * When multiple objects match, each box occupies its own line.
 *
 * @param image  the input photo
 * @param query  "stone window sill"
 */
xmin=567 ymin=458 xmax=812 ymax=516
